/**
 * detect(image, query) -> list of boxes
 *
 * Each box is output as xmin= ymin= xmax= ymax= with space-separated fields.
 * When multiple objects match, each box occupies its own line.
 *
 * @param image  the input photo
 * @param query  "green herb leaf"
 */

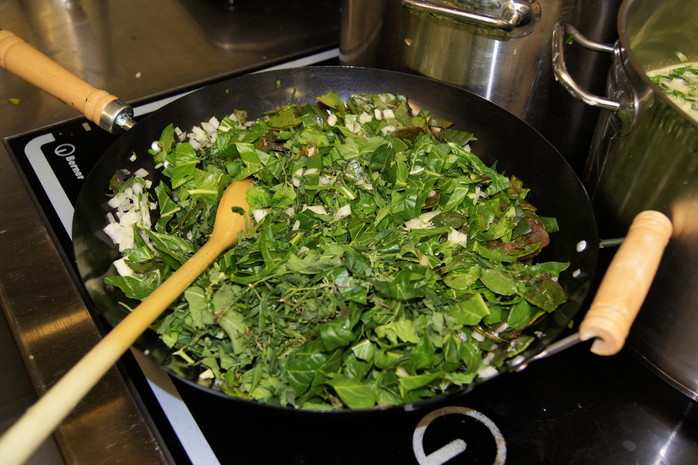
xmin=326 ymin=376 xmax=376 ymax=409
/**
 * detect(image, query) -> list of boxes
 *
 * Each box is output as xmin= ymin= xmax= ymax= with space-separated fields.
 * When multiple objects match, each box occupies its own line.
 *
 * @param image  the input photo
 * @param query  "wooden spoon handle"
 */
xmin=0 ymin=30 xmax=132 ymax=132
xmin=0 ymin=239 xmax=226 ymax=465
xmin=579 ymin=210 xmax=672 ymax=355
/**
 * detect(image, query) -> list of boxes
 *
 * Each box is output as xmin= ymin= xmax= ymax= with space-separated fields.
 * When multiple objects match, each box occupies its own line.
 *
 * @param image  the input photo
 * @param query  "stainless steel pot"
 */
xmin=553 ymin=0 xmax=698 ymax=399
xmin=339 ymin=0 xmax=621 ymax=173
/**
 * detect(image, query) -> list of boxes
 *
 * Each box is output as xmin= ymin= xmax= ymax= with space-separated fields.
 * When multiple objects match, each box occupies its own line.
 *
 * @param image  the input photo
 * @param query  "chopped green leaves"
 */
xmin=647 ymin=62 xmax=698 ymax=121
xmin=104 ymin=91 xmax=569 ymax=410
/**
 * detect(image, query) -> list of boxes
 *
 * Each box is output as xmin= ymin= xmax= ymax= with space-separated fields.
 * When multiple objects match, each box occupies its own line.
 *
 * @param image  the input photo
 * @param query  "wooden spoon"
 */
xmin=0 ymin=178 xmax=252 ymax=465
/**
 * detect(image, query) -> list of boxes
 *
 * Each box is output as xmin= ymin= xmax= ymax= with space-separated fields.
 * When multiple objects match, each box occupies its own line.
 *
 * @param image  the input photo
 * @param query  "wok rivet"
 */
xmin=576 ymin=240 xmax=587 ymax=252
xmin=572 ymin=269 xmax=581 ymax=278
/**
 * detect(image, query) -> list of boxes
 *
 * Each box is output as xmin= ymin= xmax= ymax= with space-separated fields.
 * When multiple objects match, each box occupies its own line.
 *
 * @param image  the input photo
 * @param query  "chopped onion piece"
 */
xmin=113 ymin=258 xmax=135 ymax=277
xmin=477 ymin=366 xmax=499 ymax=380
xmin=134 ymin=168 xmax=149 ymax=178
xmin=404 ymin=211 xmax=441 ymax=230
xmin=303 ymin=205 xmax=328 ymax=216
xmin=333 ymin=204 xmax=352 ymax=222
xmin=447 ymin=228 xmax=468 ymax=247
xmin=381 ymin=125 xmax=396 ymax=136
xmin=252 ymin=209 xmax=269 ymax=223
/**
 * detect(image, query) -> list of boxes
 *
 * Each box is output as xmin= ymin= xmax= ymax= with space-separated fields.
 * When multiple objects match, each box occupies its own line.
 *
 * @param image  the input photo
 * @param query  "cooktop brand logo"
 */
xmin=413 ymin=406 xmax=506 ymax=465
xmin=54 ymin=143 xmax=85 ymax=180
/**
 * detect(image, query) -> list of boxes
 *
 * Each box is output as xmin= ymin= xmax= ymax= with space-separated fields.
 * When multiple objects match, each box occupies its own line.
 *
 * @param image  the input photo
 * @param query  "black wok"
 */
xmin=71 ymin=66 xmax=600 ymax=411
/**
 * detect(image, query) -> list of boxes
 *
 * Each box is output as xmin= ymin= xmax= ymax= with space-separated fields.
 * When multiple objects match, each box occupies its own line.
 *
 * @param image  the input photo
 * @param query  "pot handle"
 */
xmin=402 ymin=0 xmax=533 ymax=32
xmin=551 ymin=22 xmax=621 ymax=111
xmin=0 ymin=30 xmax=135 ymax=133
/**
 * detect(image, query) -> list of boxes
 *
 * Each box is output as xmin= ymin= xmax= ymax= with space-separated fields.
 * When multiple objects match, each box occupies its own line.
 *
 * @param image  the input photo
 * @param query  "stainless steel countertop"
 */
xmin=0 ymin=1 xmax=339 ymax=463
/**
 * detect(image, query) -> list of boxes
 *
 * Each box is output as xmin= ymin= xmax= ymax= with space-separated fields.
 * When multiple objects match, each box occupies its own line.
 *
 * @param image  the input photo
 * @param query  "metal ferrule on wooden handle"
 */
xmin=579 ymin=210 xmax=673 ymax=356
xmin=0 ymin=30 xmax=133 ymax=133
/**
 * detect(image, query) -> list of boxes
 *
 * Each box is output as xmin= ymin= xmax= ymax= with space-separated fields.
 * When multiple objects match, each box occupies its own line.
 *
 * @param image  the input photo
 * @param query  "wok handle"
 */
xmin=579 ymin=211 xmax=672 ymax=355
xmin=0 ymin=30 xmax=134 ymax=133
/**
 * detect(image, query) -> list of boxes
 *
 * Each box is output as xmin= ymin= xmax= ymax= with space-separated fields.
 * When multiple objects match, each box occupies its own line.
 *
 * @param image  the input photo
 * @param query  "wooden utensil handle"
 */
xmin=579 ymin=210 xmax=672 ymax=355
xmin=0 ymin=30 xmax=122 ymax=129
xmin=0 ymin=177 xmax=252 ymax=465
xmin=0 ymin=238 xmax=228 ymax=465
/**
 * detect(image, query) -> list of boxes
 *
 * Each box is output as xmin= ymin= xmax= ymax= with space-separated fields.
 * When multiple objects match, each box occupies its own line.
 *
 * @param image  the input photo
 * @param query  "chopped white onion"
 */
xmin=251 ymin=209 xmax=269 ymax=223
xmin=303 ymin=205 xmax=328 ymax=216
xmin=134 ymin=168 xmax=149 ymax=178
xmin=404 ymin=211 xmax=441 ymax=230
xmin=380 ymin=125 xmax=396 ymax=136
xmin=477 ymin=366 xmax=499 ymax=380
xmin=112 ymin=257 xmax=135 ymax=276
xmin=447 ymin=228 xmax=468 ymax=247
xmin=333 ymin=204 xmax=352 ymax=222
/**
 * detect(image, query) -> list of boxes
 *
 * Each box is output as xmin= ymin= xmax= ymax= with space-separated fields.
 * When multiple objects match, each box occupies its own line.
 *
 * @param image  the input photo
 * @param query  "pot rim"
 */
xmin=617 ymin=0 xmax=698 ymax=128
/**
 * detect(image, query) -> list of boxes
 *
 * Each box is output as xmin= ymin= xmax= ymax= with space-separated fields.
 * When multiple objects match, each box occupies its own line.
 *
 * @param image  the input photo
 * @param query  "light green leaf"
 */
xmin=450 ymin=294 xmax=490 ymax=325
xmin=326 ymin=377 xmax=376 ymax=410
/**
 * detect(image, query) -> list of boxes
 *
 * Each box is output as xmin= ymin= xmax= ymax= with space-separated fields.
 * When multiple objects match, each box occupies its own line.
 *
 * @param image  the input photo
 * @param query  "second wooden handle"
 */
xmin=0 ymin=30 xmax=119 ymax=126
xmin=579 ymin=210 xmax=672 ymax=355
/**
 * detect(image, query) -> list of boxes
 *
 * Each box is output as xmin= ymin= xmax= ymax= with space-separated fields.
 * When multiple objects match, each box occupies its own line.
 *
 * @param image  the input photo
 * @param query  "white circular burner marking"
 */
xmin=413 ymin=406 xmax=506 ymax=465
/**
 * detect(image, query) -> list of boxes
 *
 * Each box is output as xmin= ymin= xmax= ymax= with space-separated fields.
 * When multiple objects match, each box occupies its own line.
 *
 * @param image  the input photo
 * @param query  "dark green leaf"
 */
xmin=524 ymin=277 xmax=567 ymax=312
xmin=479 ymin=268 xmax=518 ymax=295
